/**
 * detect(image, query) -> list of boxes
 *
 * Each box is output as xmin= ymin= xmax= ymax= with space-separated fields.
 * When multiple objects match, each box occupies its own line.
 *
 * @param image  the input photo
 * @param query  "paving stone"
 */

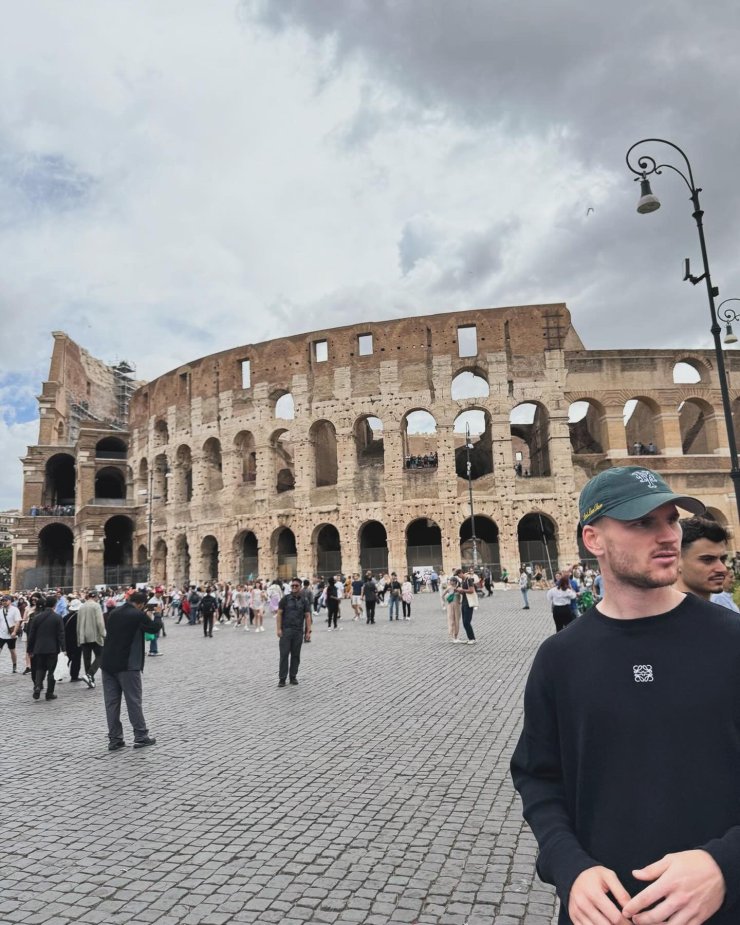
xmin=2 ymin=592 xmax=559 ymax=925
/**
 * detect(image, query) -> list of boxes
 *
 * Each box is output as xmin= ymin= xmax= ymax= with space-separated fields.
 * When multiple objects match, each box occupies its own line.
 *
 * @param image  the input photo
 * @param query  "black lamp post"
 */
xmin=626 ymin=138 xmax=740 ymax=526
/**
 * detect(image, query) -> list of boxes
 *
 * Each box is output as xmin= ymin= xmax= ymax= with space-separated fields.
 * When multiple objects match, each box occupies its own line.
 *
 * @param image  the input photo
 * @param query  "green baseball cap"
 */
xmin=579 ymin=466 xmax=705 ymax=526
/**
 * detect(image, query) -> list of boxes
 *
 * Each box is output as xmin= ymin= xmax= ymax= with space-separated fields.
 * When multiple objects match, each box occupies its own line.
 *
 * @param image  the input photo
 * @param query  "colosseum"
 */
xmin=11 ymin=303 xmax=740 ymax=590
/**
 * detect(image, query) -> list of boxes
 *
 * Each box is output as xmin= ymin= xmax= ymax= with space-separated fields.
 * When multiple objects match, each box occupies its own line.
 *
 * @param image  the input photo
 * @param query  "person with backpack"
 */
xmin=199 ymin=587 xmax=218 ymax=638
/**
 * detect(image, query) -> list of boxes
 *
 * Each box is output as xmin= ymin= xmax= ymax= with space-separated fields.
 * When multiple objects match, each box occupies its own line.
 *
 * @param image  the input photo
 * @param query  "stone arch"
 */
xmin=36 ymin=522 xmax=74 ymax=586
xmin=568 ymin=399 xmax=607 ymax=454
xmin=460 ymin=516 xmax=500 ymax=575
xmin=200 ymin=535 xmax=219 ymax=581
xmin=271 ymin=429 xmax=295 ymax=493
xmin=43 ymin=453 xmax=76 ymax=508
xmin=679 ymin=397 xmax=720 ymax=455
xmin=402 ymin=410 xmax=438 ymax=469
xmin=152 ymin=538 xmax=168 ymax=584
xmin=624 ymin=396 xmax=664 ymax=456
xmin=673 ymin=358 xmax=706 ymax=384
xmin=354 ymin=415 xmax=384 ymax=467
xmin=406 ymin=518 xmax=443 ymax=572
xmin=175 ymin=444 xmax=193 ymax=502
xmin=95 ymin=436 xmax=128 ymax=459
xmin=137 ymin=543 xmax=148 ymax=567
xmin=451 ymin=367 xmax=490 ymax=400
xmin=104 ymin=515 xmax=134 ymax=583
xmin=510 ymin=402 xmax=551 ymax=476
xmin=174 ymin=534 xmax=191 ymax=586
xmin=273 ymin=391 xmax=295 ymax=421
xmin=310 ymin=420 xmax=338 ymax=487
xmin=359 ymin=520 xmax=388 ymax=574
xmin=137 ymin=457 xmax=149 ymax=500
xmin=153 ymin=418 xmax=169 ymax=448
xmin=272 ymin=527 xmax=297 ymax=580
xmin=517 ymin=512 xmax=558 ymax=578
xmin=314 ymin=523 xmax=342 ymax=576
xmin=454 ymin=408 xmax=493 ymax=479
xmin=234 ymin=431 xmax=257 ymax=484
xmin=202 ymin=437 xmax=223 ymax=492
xmin=95 ymin=466 xmax=126 ymax=500
xmin=234 ymin=529 xmax=259 ymax=580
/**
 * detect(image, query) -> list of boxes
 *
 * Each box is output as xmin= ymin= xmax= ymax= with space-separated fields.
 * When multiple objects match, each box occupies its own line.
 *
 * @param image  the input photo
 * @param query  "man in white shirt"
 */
xmin=711 ymin=571 xmax=740 ymax=613
xmin=0 ymin=595 xmax=22 ymax=673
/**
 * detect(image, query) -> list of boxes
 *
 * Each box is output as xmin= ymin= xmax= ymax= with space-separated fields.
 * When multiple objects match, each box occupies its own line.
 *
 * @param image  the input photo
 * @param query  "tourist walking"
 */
xmin=251 ymin=581 xmax=265 ymax=631
xmin=200 ymin=587 xmax=218 ymax=638
xmin=77 ymin=591 xmax=106 ymax=687
xmin=388 ymin=572 xmax=402 ymax=620
xmin=546 ymin=575 xmax=577 ymax=632
xmin=0 ymin=594 xmax=22 ymax=673
xmin=510 ymin=466 xmax=736 ymax=925
xmin=444 ymin=576 xmax=461 ymax=642
xmin=459 ymin=570 xmax=478 ymax=644
xmin=519 ymin=568 xmax=530 ymax=609
xmin=26 ymin=595 xmax=65 ymax=700
xmin=326 ymin=575 xmax=340 ymax=630
xmin=101 ymin=590 xmax=162 ymax=751
xmin=276 ymin=579 xmax=312 ymax=686
xmin=350 ymin=574 xmax=363 ymax=620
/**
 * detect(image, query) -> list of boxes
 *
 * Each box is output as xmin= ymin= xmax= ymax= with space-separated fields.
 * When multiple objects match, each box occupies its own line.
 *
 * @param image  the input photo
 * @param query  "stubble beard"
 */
xmin=607 ymin=552 xmax=679 ymax=590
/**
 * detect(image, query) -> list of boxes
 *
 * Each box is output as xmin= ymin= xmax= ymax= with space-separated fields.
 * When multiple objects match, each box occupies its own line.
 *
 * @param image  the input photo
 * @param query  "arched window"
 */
xmin=95 ymin=436 xmax=127 ymax=459
xmin=153 ymin=418 xmax=169 ymax=448
xmin=37 ymin=523 xmax=74 ymax=587
xmin=402 ymin=411 xmax=438 ymax=470
xmin=234 ymin=431 xmax=256 ymax=483
xmin=175 ymin=534 xmax=191 ymax=586
xmin=273 ymin=527 xmax=297 ymax=579
xmin=624 ymin=397 xmax=663 ymax=455
xmin=359 ymin=521 xmax=388 ymax=574
xmin=274 ymin=392 xmax=295 ymax=421
xmin=310 ymin=421 xmax=338 ymax=487
xmin=202 ymin=438 xmax=223 ymax=492
xmin=510 ymin=403 xmax=551 ymax=476
xmin=104 ymin=515 xmax=134 ymax=584
xmin=201 ymin=535 xmax=219 ymax=581
xmin=43 ymin=453 xmax=76 ymax=508
xmin=673 ymin=360 xmax=702 ymax=384
xmin=355 ymin=416 xmax=384 ymax=467
xmin=451 ymin=369 xmax=490 ymax=400
xmin=460 ymin=517 xmax=500 ymax=574
xmin=454 ymin=409 xmax=493 ymax=479
xmin=271 ymin=429 xmax=295 ymax=493
xmin=235 ymin=530 xmax=259 ymax=581
xmin=315 ymin=524 xmax=342 ymax=575
xmin=568 ymin=400 xmax=606 ymax=454
xmin=175 ymin=445 xmax=193 ymax=502
xmin=153 ymin=538 xmax=168 ymax=584
xmin=95 ymin=467 xmax=126 ymax=500
xmin=679 ymin=398 xmax=719 ymax=455
xmin=406 ymin=518 xmax=443 ymax=573
xmin=517 ymin=513 xmax=558 ymax=579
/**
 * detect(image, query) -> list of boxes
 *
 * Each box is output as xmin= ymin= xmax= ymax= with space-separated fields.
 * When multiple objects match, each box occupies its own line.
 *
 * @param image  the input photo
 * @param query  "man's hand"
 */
xmin=276 ymin=629 xmax=282 ymax=638
xmin=622 ymin=849 xmax=725 ymax=925
xmin=304 ymin=631 xmax=311 ymax=642
xmin=568 ymin=866 xmax=631 ymax=924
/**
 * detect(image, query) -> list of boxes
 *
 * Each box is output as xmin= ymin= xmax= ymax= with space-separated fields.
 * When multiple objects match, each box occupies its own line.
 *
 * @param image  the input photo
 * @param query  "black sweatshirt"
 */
xmin=511 ymin=595 xmax=740 ymax=924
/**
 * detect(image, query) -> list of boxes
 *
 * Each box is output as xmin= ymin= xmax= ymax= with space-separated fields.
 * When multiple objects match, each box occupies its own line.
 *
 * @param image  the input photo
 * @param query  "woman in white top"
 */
xmin=546 ymin=575 xmax=577 ymax=633
xmin=251 ymin=581 xmax=266 ymax=632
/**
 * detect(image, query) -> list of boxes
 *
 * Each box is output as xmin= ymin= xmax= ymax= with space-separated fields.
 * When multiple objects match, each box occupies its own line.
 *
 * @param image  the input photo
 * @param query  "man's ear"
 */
xmin=581 ymin=523 xmax=603 ymax=557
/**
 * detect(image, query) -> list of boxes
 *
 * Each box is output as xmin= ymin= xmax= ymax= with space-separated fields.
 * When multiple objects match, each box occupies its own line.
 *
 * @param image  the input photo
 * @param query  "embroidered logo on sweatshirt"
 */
xmin=633 ymin=664 xmax=653 ymax=682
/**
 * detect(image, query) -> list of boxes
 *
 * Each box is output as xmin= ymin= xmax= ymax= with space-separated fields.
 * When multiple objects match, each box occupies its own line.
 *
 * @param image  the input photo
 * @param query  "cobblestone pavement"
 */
xmin=2 ymin=589 xmax=559 ymax=925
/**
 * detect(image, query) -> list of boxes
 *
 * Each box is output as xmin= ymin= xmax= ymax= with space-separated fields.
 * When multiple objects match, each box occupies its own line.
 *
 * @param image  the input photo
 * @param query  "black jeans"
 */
xmin=81 ymin=642 xmax=103 ymax=677
xmin=279 ymin=631 xmax=303 ymax=681
xmin=402 ymin=601 xmax=411 ymax=619
xmin=552 ymin=605 xmax=575 ymax=633
xmin=461 ymin=604 xmax=476 ymax=640
xmin=202 ymin=612 xmax=214 ymax=636
xmin=365 ymin=601 xmax=376 ymax=623
xmin=327 ymin=599 xmax=339 ymax=628
xmin=32 ymin=654 xmax=58 ymax=695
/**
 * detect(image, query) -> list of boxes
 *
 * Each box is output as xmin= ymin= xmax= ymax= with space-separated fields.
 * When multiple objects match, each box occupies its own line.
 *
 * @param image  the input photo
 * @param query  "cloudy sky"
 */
xmin=2 ymin=0 xmax=740 ymax=508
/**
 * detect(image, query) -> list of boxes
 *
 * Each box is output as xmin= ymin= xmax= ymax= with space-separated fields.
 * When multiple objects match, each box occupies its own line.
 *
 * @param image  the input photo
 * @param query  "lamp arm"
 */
xmin=626 ymin=138 xmax=696 ymax=195
xmin=717 ymin=299 xmax=740 ymax=326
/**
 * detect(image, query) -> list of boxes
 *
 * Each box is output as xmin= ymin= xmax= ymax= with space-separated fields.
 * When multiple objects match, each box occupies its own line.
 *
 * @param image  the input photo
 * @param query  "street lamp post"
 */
xmin=465 ymin=423 xmax=479 ymax=569
xmin=626 ymin=138 xmax=740 ymax=527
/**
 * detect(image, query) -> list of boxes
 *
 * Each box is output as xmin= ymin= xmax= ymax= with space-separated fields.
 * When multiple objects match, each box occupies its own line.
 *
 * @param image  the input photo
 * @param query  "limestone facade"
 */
xmin=11 ymin=304 xmax=740 ymax=590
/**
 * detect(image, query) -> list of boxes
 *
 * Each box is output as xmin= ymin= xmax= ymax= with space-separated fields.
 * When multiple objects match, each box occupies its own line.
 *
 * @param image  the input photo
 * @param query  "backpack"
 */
xmin=200 ymin=596 xmax=216 ymax=615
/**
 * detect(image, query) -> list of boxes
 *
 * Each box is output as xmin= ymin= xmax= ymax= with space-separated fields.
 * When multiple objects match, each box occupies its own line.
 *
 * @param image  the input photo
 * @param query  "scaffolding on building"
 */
xmin=112 ymin=361 xmax=135 ymax=429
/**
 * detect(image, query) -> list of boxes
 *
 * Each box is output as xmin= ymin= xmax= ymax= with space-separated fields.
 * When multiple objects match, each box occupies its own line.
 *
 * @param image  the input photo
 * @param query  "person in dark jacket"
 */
xmin=101 ymin=590 xmax=162 ymax=751
xmin=200 ymin=587 xmax=218 ymax=638
xmin=26 ymin=595 xmax=65 ymax=701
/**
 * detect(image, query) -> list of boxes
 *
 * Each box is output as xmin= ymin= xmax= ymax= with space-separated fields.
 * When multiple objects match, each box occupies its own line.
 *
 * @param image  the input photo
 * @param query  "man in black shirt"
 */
xmin=361 ymin=573 xmax=377 ymax=624
xmin=101 ymin=590 xmax=162 ymax=751
xmin=511 ymin=466 xmax=738 ymax=925
xmin=200 ymin=587 xmax=218 ymax=638
xmin=276 ymin=578 xmax=312 ymax=686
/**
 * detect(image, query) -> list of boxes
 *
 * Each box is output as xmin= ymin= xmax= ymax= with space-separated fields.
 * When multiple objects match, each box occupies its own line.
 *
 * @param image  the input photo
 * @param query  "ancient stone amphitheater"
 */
xmin=12 ymin=303 xmax=738 ymax=589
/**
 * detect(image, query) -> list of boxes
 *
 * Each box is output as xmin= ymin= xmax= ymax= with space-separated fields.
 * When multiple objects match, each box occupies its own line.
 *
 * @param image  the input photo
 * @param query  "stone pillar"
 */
xmin=435 ymin=424 xmax=457 ymax=498
xmin=296 ymin=528 xmax=312 ymax=579
xmin=335 ymin=432 xmax=356 ymax=491
xmin=221 ymin=446 xmax=241 ymax=490
xmin=491 ymin=413 xmax=513 ymax=489
xmin=657 ymin=409 xmax=682 ymax=457
xmin=548 ymin=414 xmax=576 ymax=486
xmin=603 ymin=412 xmax=629 ymax=459
xmin=382 ymin=427 xmax=405 ymax=503
xmin=254 ymin=442 xmax=272 ymax=495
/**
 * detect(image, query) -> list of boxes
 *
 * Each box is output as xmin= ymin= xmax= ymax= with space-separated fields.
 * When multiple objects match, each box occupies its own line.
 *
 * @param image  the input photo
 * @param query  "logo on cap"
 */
xmin=632 ymin=470 xmax=659 ymax=488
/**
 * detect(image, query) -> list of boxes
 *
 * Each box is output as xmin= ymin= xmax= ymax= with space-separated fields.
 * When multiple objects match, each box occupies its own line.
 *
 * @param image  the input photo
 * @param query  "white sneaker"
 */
xmin=452 ymin=638 xmax=461 ymax=644
xmin=244 ymin=627 xmax=250 ymax=632
xmin=467 ymin=639 xmax=477 ymax=645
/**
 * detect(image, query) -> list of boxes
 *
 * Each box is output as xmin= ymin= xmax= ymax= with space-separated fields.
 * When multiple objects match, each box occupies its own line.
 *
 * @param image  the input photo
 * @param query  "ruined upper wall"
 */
xmin=129 ymin=304 xmax=580 ymax=428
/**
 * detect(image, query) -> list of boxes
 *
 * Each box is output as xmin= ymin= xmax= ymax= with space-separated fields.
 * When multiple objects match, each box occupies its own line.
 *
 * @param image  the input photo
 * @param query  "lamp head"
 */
xmin=725 ymin=324 xmax=738 ymax=345
xmin=637 ymin=177 xmax=660 ymax=214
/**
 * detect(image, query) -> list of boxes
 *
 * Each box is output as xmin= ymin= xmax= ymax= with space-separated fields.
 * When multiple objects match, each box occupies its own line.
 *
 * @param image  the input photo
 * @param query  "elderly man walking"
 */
xmin=77 ymin=592 xmax=106 ymax=689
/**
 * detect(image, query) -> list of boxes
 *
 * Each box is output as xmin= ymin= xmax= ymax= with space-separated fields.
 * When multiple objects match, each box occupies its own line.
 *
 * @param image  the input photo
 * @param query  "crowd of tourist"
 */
xmin=28 ymin=504 xmax=75 ymax=517
xmin=404 ymin=453 xmax=438 ymax=469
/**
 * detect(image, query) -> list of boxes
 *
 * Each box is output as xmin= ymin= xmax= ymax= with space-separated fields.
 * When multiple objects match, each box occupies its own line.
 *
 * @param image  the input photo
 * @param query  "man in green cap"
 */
xmin=511 ymin=466 xmax=740 ymax=925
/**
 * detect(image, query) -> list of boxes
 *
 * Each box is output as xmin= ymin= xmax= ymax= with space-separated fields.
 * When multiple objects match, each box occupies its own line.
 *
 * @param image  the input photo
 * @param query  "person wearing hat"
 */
xmin=511 ymin=466 xmax=740 ymax=925
xmin=63 ymin=597 xmax=83 ymax=683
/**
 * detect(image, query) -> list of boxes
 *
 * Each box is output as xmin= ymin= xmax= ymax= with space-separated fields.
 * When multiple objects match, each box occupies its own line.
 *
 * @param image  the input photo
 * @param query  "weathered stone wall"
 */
xmin=13 ymin=305 xmax=740 ymax=589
